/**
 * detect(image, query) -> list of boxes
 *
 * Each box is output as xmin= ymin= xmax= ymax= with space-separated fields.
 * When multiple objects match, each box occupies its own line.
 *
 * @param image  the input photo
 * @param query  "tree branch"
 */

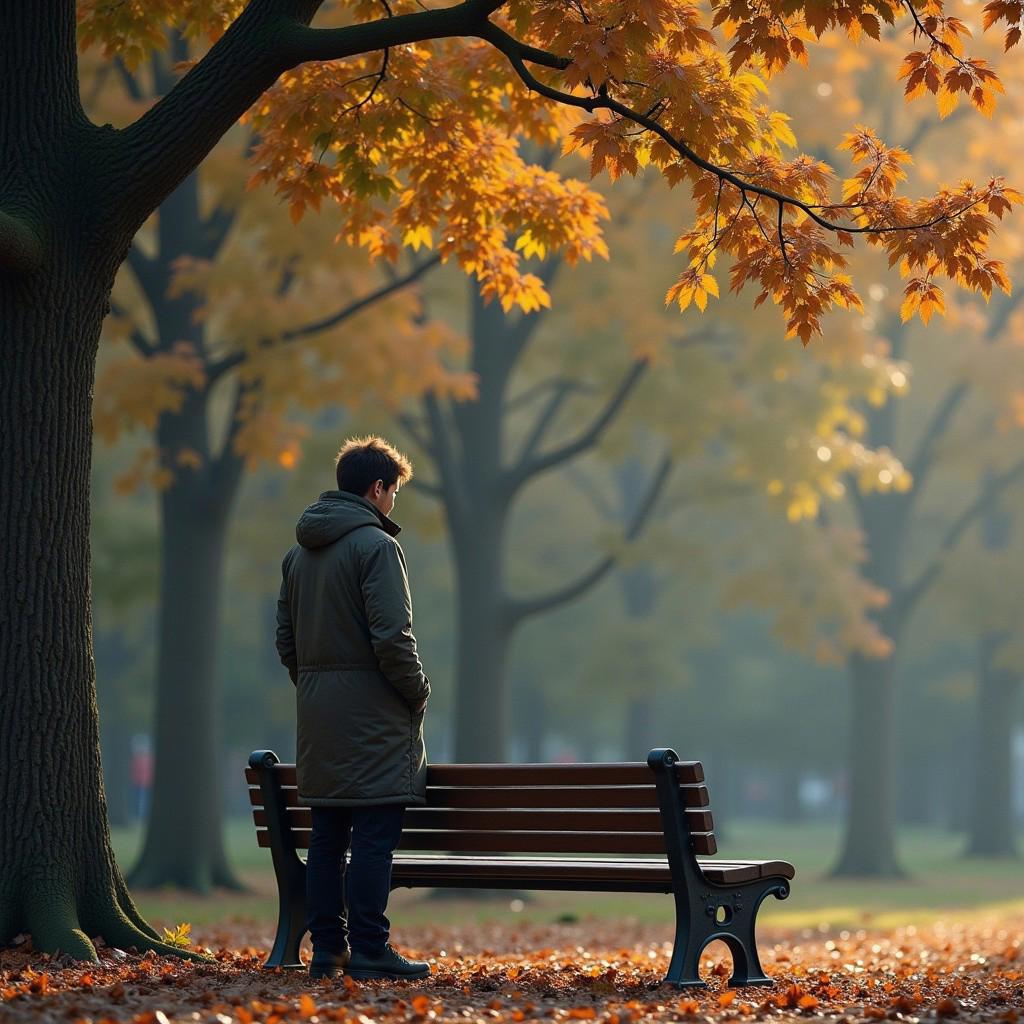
xmin=478 ymin=22 xmax=993 ymax=241
xmin=109 ymin=301 xmax=156 ymax=358
xmin=506 ymin=451 xmax=672 ymax=625
xmin=906 ymin=381 xmax=968 ymax=487
xmin=406 ymin=476 xmax=444 ymax=500
xmin=280 ymin=253 xmax=440 ymax=343
xmin=421 ymin=389 xmax=470 ymax=526
xmin=201 ymin=204 xmax=238 ymax=261
xmin=206 ymin=254 xmax=440 ymax=383
xmin=0 ymin=210 xmax=43 ymax=274
xmin=506 ymin=376 xmax=590 ymax=414
xmin=396 ymin=411 xmax=432 ymax=452
xmin=505 ymin=359 xmax=648 ymax=493
xmin=110 ymin=0 xmax=508 ymax=230
xmin=898 ymin=455 xmax=1024 ymax=620
xmin=516 ymin=378 xmax=575 ymax=467
xmin=114 ymin=57 xmax=145 ymax=103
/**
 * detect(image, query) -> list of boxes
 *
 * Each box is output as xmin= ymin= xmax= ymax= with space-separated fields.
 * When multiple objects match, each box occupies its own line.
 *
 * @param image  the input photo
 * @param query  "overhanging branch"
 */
xmin=478 ymin=22 xmax=991 ymax=242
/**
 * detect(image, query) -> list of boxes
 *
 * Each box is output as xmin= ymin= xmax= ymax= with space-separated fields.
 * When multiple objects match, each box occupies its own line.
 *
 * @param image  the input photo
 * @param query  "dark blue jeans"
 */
xmin=306 ymin=804 xmax=406 ymax=957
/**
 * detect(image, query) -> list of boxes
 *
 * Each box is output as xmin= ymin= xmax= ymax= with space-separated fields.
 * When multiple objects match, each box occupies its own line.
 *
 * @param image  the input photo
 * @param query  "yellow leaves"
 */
xmin=402 ymin=225 xmax=434 ymax=252
xmin=665 ymin=270 xmax=719 ymax=313
xmin=161 ymin=923 xmax=192 ymax=949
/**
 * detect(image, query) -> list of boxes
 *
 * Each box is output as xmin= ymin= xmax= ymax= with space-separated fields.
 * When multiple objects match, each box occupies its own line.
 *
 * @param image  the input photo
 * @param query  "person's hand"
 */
xmin=412 ymin=697 xmax=428 ymax=715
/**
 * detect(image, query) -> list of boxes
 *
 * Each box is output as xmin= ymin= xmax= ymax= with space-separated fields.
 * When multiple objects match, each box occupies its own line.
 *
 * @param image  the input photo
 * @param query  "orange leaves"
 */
xmin=566 ymin=120 xmax=642 ymax=182
xmin=93 ymin=342 xmax=206 ymax=442
xmin=899 ymin=50 xmax=1003 ymax=118
xmin=983 ymin=0 xmax=1024 ymax=50
xmin=900 ymin=279 xmax=946 ymax=324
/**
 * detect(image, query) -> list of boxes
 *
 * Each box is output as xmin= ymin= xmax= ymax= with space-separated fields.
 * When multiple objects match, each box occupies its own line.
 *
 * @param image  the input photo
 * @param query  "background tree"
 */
xmin=87 ymin=36 xmax=482 ymax=891
xmin=0 ymin=0 xmax=1017 ymax=960
xmin=396 ymin=173 xmax=909 ymax=762
xmin=749 ymin=14 xmax=1024 ymax=877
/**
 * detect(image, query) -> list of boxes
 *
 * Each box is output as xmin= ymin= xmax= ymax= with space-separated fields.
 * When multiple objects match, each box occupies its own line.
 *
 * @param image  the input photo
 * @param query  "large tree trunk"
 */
xmin=128 ymin=446 xmax=243 ymax=890
xmin=831 ymin=653 xmax=904 ymax=877
xmin=0 ymin=266 xmax=181 ymax=959
xmin=964 ymin=635 xmax=1020 ymax=858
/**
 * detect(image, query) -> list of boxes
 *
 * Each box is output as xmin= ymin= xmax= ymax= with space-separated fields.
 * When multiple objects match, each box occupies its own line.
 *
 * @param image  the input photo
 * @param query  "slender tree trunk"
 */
xmin=624 ymin=695 xmax=657 ymax=761
xmin=0 ymin=268 xmax=178 ymax=958
xmin=453 ymin=521 xmax=512 ymax=762
xmin=779 ymin=761 xmax=804 ymax=824
xmin=965 ymin=636 xmax=1020 ymax=858
xmin=517 ymin=677 xmax=547 ymax=762
xmin=832 ymin=653 xmax=905 ymax=877
xmin=128 ymin=461 xmax=243 ymax=890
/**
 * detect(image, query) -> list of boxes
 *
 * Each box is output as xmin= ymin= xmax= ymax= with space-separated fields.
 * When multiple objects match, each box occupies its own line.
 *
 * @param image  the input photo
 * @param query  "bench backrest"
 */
xmin=246 ymin=757 xmax=717 ymax=857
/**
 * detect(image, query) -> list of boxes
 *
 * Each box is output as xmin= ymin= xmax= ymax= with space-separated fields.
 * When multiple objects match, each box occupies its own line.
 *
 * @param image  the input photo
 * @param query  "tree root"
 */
xmin=113 ymin=872 xmax=161 ymax=942
xmin=90 ymin=907 xmax=209 ymax=962
xmin=15 ymin=888 xmax=211 ymax=963
xmin=25 ymin=897 xmax=99 ymax=962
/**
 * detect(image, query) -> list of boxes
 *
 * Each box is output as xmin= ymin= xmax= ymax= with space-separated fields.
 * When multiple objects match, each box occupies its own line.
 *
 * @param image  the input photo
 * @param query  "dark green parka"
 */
xmin=276 ymin=491 xmax=430 ymax=806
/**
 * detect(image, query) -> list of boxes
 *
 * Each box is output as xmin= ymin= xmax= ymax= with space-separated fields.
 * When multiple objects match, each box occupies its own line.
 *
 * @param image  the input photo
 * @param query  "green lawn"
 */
xmin=112 ymin=819 xmax=1024 ymax=934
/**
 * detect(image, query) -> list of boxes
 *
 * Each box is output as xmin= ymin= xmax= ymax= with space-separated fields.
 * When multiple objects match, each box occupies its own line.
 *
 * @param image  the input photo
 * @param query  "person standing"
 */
xmin=276 ymin=436 xmax=431 ymax=981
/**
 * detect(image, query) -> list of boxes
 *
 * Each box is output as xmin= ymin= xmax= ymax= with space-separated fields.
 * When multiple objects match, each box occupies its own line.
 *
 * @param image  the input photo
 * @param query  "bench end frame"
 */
xmin=249 ymin=750 xmax=308 ymax=969
xmin=647 ymin=747 xmax=790 ymax=989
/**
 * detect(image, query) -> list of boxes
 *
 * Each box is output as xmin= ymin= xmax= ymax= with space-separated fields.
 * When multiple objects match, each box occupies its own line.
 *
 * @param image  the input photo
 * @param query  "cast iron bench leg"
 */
xmin=665 ymin=878 xmax=789 ymax=988
xmin=250 ymin=750 xmax=308 ymax=969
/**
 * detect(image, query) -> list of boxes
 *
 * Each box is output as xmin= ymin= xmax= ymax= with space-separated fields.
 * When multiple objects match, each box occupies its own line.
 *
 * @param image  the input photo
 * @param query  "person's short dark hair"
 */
xmin=335 ymin=436 xmax=413 ymax=496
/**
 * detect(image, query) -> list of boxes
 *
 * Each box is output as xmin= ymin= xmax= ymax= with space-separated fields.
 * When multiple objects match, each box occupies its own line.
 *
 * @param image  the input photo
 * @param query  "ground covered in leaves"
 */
xmin=2 ymin=917 xmax=1021 ymax=1024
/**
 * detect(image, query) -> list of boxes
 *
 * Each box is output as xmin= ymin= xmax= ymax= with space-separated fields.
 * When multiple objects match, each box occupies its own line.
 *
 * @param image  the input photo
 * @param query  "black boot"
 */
xmin=309 ymin=948 xmax=351 ymax=980
xmin=346 ymin=944 xmax=430 ymax=980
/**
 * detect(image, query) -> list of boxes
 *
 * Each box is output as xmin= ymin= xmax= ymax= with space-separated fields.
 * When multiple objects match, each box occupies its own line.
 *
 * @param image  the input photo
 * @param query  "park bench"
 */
xmin=245 ymin=747 xmax=794 ymax=988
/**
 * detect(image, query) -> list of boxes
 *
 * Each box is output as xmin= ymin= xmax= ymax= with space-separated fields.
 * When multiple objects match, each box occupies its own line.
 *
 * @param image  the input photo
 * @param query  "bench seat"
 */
xmin=391 ymin=854 xmax=795 ymax=889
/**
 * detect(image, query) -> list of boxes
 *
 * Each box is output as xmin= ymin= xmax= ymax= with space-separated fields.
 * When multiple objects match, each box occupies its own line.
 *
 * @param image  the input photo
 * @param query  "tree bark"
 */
xmin=0 ymin=266 xmax=184 ymax=959
xmin=964 ymin=635 xmax=1020 ymax=858
xmin=831 ymin=653 xmax=905 ymax=877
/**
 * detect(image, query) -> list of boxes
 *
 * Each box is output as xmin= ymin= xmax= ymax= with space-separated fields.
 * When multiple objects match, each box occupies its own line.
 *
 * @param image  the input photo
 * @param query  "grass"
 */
xmin=112 ymin=819 xmax=1024 ymax=934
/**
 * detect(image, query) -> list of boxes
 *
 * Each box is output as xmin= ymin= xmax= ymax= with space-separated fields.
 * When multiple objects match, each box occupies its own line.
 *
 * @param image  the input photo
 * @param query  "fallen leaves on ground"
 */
xmin=1 ymin=917 xmax=1021 ymax=1024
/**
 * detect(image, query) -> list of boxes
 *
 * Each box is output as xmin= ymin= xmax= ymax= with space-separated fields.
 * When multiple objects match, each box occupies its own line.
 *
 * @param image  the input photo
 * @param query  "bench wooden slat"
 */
xmin=426 ymin=763 xmax=704 ymax=785
xmin=257 ymin=828 xmax=718 ymax=856
xmin=248 ymin=782 xmax=711 ymax=810
xmin=245 ymin=761 xmax=704 ymax=789
xmin=390 ymin=855 xmax=793 ymax=886
xmin=252 ymin=806 xmax=714 ymax=833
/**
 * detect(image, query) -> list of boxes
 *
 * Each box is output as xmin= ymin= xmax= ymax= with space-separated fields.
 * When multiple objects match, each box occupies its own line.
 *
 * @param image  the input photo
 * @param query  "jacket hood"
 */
xmin=295 ymin=490 xmax=401 ymax=549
